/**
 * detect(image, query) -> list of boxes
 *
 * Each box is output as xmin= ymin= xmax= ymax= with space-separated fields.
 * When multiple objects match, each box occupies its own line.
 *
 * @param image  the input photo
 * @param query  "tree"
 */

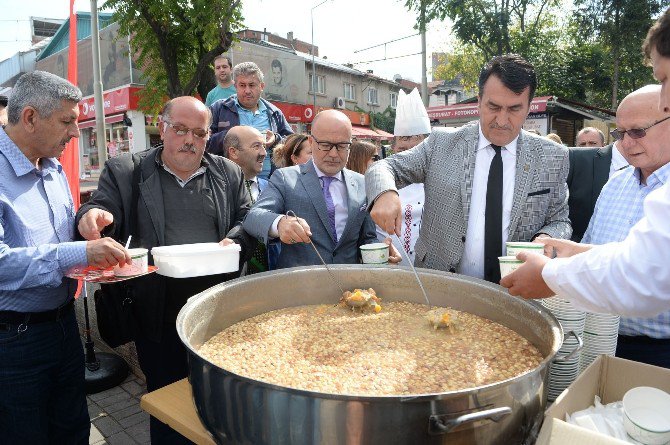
xmin=105 ymin=0 xmax=243 ymax=112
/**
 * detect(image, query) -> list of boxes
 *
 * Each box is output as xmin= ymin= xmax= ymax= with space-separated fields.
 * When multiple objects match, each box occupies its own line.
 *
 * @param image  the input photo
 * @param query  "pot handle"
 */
xmin=553 ymin=330 xmax=583 ymax=363
xmin=429 ymin=406 xmax=512 ymax=434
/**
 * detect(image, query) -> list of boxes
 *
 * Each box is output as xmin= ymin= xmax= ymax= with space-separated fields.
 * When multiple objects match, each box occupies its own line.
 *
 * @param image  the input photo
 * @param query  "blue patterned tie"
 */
xmin=321 ymin=176 xmax=338 ymax=243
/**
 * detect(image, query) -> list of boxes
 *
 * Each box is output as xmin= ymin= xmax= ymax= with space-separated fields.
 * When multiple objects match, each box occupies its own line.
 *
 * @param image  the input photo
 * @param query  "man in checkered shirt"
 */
xmin=583 ymin=84 xmax=670 ymax=368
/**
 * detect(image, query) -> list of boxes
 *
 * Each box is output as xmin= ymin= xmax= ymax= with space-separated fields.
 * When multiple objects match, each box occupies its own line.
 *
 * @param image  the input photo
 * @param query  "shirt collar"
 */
xmin=234 ymin=96 xmax=266 ymax=113
xmin=634 ymin=161 xmax=670 ymax=187
xmin=477 ymin=124 xmax=518 ymax=155
xmin=313 ymin=162 xmax=343 ymax=182
xmin=611 ymin=143 xmax=629 ymax=171
xmin=156 ymin=147 xmax=207 ymax=185
xmin=0 ymin=127 xmax=62 ymax=177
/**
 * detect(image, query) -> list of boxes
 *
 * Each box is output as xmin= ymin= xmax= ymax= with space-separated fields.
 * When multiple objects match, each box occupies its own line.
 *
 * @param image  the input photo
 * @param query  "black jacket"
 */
xmin=76 ymin=148 xmax=255 ymax=341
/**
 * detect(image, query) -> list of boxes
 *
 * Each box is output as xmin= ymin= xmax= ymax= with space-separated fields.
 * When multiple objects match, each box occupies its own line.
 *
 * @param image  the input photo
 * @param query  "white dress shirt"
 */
xmin=459 ymin=126 xmax=518 ymax=279
xmin=246 ymin=177 xmax=260 ymax=202
xmin=376 ymin=183 xmax=424 ymax=263
xmin=269 ymin=165 xmax=348 ymax=240
xmin=543 ymin=181 xmax=670 ymax=317
xmin=609 ymin=143 xmax=628 ymax=178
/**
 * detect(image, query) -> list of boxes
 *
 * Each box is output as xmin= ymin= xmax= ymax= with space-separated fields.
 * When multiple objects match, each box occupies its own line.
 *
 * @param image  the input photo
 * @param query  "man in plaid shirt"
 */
xmin=582 ymin=84 xmax=670 ymax=368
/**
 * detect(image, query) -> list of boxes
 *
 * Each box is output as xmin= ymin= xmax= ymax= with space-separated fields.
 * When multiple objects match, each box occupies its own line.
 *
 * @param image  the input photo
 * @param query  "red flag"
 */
xmin=61 ymin=0 xmax=82 ymax=296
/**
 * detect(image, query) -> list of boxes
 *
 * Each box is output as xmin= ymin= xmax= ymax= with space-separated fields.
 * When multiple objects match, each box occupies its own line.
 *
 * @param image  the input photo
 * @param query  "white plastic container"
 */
xmin=151 ymin=243 xmax=240 ymax=278
xmin=498 ymin=255 xmax=523 ymax=278
xmin=114 ymin=248 xmax=149 ymax=277
xmin=360 ymin=242 xmax=389 ymax=264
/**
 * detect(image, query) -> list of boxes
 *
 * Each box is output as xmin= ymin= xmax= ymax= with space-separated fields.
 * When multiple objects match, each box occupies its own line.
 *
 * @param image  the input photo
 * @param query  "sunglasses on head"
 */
xmin=609 ymin=115 xmax=670 ymax=141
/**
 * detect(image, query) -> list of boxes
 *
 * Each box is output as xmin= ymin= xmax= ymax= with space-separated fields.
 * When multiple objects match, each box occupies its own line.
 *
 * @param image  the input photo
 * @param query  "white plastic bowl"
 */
xmin=151 ymin=243 xmax=240 ymax=278
xmin=623 ymin=386 xmax=670 ymax=445
xmin=498 ymin=256 xmax=523 ymax=278
xmin=114 ymin=248 xmax=148 ymax=277
xmin=360 ymin=242 xmax=389 ymax=264
xmin=505 ymin=241 xmax=545 ymax=256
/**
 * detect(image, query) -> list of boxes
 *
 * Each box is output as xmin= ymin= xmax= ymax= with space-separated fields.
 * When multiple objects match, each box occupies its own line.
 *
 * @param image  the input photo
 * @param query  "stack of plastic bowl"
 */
xmin=579 ymin=312 xmax=620 ymax=373
xmin=542 ymin=296 xmax=586 ymax=402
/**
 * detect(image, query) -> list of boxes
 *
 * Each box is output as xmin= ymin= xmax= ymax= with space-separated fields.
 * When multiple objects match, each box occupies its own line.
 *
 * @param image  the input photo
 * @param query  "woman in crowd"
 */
xmin=346 ymin=140 xmax=379 ymax=174
xmin=272 ymin=133 xmax=312 ymax=168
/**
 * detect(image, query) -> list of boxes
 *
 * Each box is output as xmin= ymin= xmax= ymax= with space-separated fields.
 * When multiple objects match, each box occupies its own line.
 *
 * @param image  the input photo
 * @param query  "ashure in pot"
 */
xmin=177 ymin=266 xmax=565 ymax=445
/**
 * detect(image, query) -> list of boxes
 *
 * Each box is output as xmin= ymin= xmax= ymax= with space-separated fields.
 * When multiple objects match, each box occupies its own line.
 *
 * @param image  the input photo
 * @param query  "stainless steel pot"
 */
xmin=177 ymin=266 xmax=565 ymax=445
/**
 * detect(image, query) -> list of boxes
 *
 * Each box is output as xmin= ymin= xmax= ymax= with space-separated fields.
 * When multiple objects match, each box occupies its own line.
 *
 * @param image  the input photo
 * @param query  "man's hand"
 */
xmin=542 ymin=238 xmax=592 ymax=258
xmin=265 ymin=130 xmax=276 ymax=148
xmin=370 ymin=191 xmax=402 ymax=237
xmin=499 ymin=252 xmax=555 ymax=299
xmin=86 ymin=238 xmax=132 ymax=269
xmin=278 ymin=215 xmax=312 ymax=244
xmin=78 ymin=208 xmax=114 ymax=240
xmin=384 ymin=238 xmax=402 ymax=264
xmin=218 ymin=238 xmax=235 ymax=247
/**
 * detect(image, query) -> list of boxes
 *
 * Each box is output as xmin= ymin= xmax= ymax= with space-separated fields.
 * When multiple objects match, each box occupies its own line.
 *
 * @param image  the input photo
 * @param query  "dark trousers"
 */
xmin=616 ymin=335 xmax=670 ymax=369
xmin=0 ymin=307 xmax=89 ymax=445
xmin=135 ymin=323 xmax=193 ymax=445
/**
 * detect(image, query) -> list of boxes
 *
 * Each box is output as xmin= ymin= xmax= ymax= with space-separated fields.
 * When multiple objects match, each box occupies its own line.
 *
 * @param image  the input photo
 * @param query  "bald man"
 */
xmin=243 ymin=110 xmax=400 ymax=268
xmin=77 ymin=96 xmax=255 ymax=444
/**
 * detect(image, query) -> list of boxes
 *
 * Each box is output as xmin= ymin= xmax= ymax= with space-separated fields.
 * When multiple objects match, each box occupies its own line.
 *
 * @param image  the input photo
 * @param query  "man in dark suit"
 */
xmin=243 ymin=110 xmax=400 ymax=268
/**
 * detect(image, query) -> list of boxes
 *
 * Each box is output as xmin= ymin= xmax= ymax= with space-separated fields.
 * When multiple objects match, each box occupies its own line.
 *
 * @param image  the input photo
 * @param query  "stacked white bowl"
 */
xmin=579 ymin=312 xmax=620 ymax=373
xmin=542 ymin=297 xmax=586 ymax=402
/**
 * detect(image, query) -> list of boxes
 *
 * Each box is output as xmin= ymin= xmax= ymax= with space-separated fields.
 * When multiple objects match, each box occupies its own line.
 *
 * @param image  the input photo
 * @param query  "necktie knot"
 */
xmin=321 ymin=176 xmax=336 ymax=188
xmin=491 ymin=144 xmax=502 ymax=155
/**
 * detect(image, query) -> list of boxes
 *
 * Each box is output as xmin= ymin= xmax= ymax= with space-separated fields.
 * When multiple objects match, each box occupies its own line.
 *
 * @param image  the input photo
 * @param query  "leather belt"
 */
xmin=0 ymin=299 xmax=75 ymax=325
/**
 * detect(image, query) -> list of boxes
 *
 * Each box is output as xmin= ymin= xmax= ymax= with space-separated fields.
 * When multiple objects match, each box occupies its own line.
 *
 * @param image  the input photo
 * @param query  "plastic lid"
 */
xmin=151 ymin=242 xmax=241 ymax=257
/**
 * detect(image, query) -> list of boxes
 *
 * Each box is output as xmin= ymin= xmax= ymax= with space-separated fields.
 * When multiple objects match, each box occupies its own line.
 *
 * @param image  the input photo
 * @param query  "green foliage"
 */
xmin=105 ymin=0 xmax=244 ymax=113
xmin=370 ymin=108 xmax=397 ymax=134
xmin=433 ymin=46 xmax=485 ymax=91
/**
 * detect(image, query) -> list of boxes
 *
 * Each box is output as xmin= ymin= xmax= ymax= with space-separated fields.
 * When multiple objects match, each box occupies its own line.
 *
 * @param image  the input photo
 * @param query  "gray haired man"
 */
xmin=208 ymin=61 xmax=294 ymax=180
xmin=0 ymin=71 xmax=130 ymax=443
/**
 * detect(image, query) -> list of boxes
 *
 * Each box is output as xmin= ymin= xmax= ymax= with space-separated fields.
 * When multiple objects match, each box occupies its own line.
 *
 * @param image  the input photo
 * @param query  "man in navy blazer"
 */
xmin=243 ymin=110 xmax=400 ymax=268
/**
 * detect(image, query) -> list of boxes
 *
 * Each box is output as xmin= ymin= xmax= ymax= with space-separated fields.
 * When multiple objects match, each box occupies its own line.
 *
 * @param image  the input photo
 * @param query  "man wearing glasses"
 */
xmin=574 ymin=85 xmax=670 ymax=368
xmin=76 ymin=96 xmax=255 ymax=444
xmin=243 ymin=109 xmax=400 ymax=268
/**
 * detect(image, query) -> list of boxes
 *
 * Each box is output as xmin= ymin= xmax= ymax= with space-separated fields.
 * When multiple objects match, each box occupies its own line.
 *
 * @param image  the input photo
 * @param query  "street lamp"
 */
xmin=311 ymin=0 xmax=330 ymax=113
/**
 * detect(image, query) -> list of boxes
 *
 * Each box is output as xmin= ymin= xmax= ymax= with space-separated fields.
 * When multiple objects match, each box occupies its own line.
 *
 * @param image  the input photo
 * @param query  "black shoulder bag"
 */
xmin=93 ymin=154 xmax=142 ymax=348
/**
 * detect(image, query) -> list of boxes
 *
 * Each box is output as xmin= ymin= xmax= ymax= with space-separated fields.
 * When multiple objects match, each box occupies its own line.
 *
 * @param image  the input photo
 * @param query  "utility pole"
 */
xmin=420 ymin=0 xmax=429 ymax=107
xmin=90 ymin=0 xmax=107 ymax=171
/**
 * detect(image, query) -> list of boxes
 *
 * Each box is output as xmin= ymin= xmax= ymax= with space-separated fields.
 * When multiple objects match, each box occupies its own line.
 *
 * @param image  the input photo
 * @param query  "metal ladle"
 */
xmin=390 ymin=233 xmax=432 ymax=308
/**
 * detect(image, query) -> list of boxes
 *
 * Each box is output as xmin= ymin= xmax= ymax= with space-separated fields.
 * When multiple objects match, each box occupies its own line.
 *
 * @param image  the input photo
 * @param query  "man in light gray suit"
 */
xmin=243 ymin=110 xmax=400 ymax=268
xmin=367 ymin=54 xmax=571 ymax=283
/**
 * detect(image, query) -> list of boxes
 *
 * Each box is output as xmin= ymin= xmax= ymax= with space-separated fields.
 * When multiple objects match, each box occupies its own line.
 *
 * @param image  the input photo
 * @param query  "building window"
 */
xmin=344 ymin=83 xmax=356 ymax=101
xmin=390 ymin=92 xmax=398 ymax=108
xmin=309 ymin=74 xmax=326 ymax=94
xmin=367 ymin=88 xmax=378 ymax=105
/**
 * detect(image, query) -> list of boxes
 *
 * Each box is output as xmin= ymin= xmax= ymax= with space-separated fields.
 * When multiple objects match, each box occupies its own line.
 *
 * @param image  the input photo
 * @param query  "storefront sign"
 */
xmin=270 ymin=101 xmax=315 ymax=123
xmin=79 ymin=86 xmax=142 ymax=120
xmin=427 ymin=96 xmax=551 ymax=121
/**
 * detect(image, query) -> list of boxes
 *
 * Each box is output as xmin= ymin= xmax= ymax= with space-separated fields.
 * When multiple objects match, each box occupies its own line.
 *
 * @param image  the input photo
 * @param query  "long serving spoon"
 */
xmin=391 ymin=233 xmax=432 ymax=308
xmin=286 ymin=210 xmax=345 ymax=295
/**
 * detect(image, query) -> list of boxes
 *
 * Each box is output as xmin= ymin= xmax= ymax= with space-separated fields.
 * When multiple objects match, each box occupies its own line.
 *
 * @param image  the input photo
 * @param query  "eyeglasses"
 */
xmin=609 ymin=115 xmax=670 ymax=141
xmin=397 ymin=135 xmax=423 ymax=142
xmin=311 ymin=135 xmax=352 ymax=152
xmin=163 ymin=121 xmax=209 ymax=139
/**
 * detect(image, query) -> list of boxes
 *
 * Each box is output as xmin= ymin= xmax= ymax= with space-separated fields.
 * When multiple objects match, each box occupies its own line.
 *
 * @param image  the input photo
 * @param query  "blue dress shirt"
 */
xmin=0 ymin=128 xmax=87 ymax=312
xmin=583 ymin=163 xmax=670 ymax=338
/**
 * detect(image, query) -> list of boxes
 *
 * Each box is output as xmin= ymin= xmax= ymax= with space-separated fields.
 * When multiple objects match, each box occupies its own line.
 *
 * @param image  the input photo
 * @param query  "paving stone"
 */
xmin=88 ymin=402 xmax=107 ymax=419
xmin=98 ymin=392 xmax=133 ymax=409
xmin=89 ymin=423 xmax=105 ymax=444
xmin=93 ymin=415 xmax=123 ymax=437
xmin=119 ymin=411 xmax=149 ymax=429
xmin=105 ymin=431 xmax=137 ymax=445
xmin=121 ymin=380 xmax=145 ymax=396
xmin=104 ymin=398 xmax=139 ymax=415
xmin=124 ymin=420 xmax=151 ymax=444
xmin=109 ymin=403 xmax=142 ymax=422
xmin=89 ymin=386 xmax=127 ymax=402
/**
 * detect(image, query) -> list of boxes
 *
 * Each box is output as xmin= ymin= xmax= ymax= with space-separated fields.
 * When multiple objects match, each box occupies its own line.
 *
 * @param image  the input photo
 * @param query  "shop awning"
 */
xmin=374 ymin=128 xmax=393 ymax=139
xmin=78 ymin=114 xmax=125 ymax=129
xmin=352 ymin=125 xmax=380 ymax=139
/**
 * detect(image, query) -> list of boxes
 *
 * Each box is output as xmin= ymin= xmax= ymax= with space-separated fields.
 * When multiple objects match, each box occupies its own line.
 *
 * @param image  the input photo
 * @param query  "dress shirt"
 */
xmin=583 ymin=164 xmax=670 ymax=337
xmin=245 ymin=177 xmax=260 ymax=202
xmin=543 ymin=181 xmax=670 ymax=317
xmin=459 ymin=126 xmax=517 ymax=279
xmin=0 ymin=128 xmax=88 ymax=311
xmin=609 ymin=143 xmax=629 ymax=177
xmin=376 ymin=183 xmax=424 ymax=263
xmin=157 ymin=149 xmax=207 ymax=187
xmin=270 ymin=165 xmax=348 ymax=240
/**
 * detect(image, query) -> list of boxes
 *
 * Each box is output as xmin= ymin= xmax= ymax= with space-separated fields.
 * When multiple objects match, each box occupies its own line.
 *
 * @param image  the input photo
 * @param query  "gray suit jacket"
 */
xmin=567 ymin=144 xmax=613 ymax=241
xmin=366 ymin=121 xmax=571 ymax=272
xmin=243 ymin=160 xmax=378 ymax=268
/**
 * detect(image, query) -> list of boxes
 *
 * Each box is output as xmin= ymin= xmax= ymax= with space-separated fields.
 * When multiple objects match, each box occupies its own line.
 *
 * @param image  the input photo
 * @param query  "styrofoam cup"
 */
xmin=499 ymin=256 xmax=523 ymax=278
xmin=506 ymin=241 xmax=545 ymax=257
xmin=360 ymin=243 xmax=389 ymax=264
xmin=114 ymin=248 xmax=149 ymax=277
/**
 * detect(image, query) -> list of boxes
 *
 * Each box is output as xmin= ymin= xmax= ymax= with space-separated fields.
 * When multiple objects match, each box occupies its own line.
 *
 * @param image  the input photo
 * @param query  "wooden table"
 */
xmin=140 ymin=379 xmax=216 ymax=445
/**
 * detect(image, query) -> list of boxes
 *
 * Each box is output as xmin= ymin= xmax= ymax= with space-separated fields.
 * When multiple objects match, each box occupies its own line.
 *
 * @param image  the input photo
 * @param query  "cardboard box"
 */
xmin=537 ymin=355 xmax=670 ymax=445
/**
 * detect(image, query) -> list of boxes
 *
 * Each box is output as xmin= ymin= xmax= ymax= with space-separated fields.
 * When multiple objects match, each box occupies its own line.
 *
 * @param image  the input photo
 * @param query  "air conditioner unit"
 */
xmin=334 ymin=97 xmax=346 ymax=109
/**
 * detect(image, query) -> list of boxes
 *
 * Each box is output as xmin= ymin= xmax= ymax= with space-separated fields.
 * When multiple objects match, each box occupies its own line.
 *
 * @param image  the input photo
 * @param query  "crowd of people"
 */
xmin=1 ymin=7 xmax=669 ymax=444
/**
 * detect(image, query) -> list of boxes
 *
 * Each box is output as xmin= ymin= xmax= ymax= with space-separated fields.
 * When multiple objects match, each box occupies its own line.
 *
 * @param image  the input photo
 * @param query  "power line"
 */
xmin=354 ymin=33 xmax=419 ymax=53
xmin=351 ymin=52 xmax=423 ymax=64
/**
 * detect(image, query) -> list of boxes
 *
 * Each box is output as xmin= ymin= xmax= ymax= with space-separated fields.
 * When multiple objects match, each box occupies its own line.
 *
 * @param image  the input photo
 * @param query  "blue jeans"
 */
xmin=0 ymin=307 xmax=89 ymax=444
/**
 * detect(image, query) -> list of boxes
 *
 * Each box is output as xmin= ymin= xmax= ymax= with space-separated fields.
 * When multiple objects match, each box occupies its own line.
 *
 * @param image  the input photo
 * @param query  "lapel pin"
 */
xmin=524 ymin=164 xmax=529 ymax=172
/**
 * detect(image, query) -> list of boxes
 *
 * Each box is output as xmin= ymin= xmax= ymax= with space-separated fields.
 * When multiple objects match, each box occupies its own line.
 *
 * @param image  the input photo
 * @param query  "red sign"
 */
xmin=79 ymin=86 xmax=143 ymax=120
xmin=427 ymin=96 xmax=551 ymax=121
xmin=270 ymin=101 xmax=315 ymax=123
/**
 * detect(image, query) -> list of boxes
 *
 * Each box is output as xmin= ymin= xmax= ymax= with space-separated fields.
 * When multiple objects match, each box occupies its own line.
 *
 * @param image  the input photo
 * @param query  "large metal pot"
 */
xmin=177 ymin=266 xmax=564 ymax=445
